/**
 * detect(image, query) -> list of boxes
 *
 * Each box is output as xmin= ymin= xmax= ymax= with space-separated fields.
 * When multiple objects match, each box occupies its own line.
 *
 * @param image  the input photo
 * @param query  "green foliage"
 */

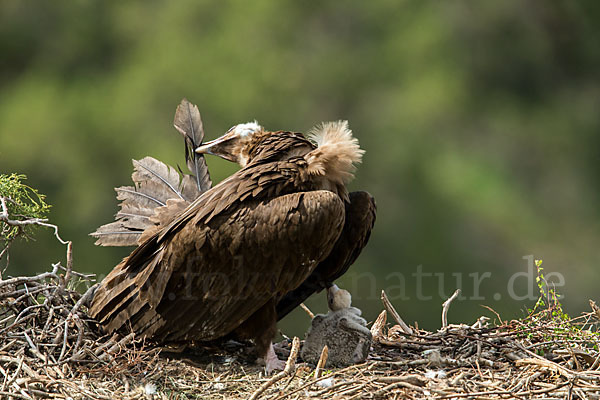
xmin=517 ymin=259 xmax=600 ymax=353
xmin=0 ymin=173 xmax=51 ymax=241
xmin=527 ymin=259 xmax=568 ymax=320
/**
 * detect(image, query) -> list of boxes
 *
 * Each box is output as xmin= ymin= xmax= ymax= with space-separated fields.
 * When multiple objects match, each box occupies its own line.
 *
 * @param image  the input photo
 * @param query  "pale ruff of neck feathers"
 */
xmin=306 ymin=120 xmax=364 ymax=186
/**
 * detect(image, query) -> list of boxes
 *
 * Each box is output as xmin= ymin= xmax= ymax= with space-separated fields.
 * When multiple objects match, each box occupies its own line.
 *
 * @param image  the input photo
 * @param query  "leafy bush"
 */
xmin=0 ymin=173 xmax=51 ymax=242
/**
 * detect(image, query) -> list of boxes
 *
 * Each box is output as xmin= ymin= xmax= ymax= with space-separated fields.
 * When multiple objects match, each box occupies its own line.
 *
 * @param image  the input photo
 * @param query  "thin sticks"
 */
xmin=299 ymin=303 xmax=314 ymax=319
xmin=370 ymin=310 xmax=387 ymax=341
xmin=441 ymin=289 xmax=461 ymax=328
xmin=314 ymin=345 xmax=329 ymax=379
xmin=249 ymin=337 xmax=300 ymax=400
xmin=381 ymin=290 xmax=413 ymax=335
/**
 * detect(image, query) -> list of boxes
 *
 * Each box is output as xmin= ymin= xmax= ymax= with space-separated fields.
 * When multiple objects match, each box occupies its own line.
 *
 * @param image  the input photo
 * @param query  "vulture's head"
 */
xmin=327 ymin=284 xmax=352 ymax=311
xmin=197 ymin=120 xmax=363 ymax=189
xmin=195 ymin=121 xmax=268 ymax=167
xmin=196 ymin=122 xmax=315 ymax=167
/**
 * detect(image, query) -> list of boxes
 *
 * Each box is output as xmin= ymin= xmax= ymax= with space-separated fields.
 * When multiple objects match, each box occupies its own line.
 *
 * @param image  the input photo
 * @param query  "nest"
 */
xmin=1 ymin=266 xmax=600 ymax=400
xmin=0 ymin=262 xmax=161 ymax=399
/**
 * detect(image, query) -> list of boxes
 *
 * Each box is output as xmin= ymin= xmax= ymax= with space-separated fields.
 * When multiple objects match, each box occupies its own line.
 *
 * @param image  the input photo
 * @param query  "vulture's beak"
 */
xmin=195 ymin=122 xmax=262 ymax=167
xmin=195 ymin=131 xmax=240 ymax=163
xmin=326 ymin=284 xmax=339 ymax=307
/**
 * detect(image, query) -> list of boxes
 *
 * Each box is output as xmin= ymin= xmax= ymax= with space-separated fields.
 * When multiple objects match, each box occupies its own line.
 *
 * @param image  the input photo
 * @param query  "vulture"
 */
xmin=301 ymin=284 xmax=372 ymax=367
xmin=89 ymin=101 xmax=376 ymax=372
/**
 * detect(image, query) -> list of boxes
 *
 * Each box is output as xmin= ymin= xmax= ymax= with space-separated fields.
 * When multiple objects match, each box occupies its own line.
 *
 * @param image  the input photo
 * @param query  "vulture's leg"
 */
xmin=276 ymin=191 xmax=376 ymax=320
xmin=234 ymin=298 xmax=284 ymax=373
xmin=264 ymin=342 xmax=285 ymax=374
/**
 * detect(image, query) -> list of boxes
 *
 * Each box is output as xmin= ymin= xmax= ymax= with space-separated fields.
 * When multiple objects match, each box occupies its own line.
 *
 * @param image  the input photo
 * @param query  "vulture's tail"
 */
xmin=89 ymin=156 xmax=204 ymax=246
xmin=90 ymin=99 xmax=212 ymax=247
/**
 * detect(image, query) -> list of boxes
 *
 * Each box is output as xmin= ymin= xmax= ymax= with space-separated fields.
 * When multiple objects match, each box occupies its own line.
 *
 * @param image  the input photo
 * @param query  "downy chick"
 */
xmin=301 ymin=284 xmax=372 ymax=367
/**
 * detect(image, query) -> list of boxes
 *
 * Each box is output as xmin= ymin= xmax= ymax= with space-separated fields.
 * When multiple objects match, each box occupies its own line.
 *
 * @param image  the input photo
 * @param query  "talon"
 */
xmin=265 ymin=342 xmax=285 ymax=374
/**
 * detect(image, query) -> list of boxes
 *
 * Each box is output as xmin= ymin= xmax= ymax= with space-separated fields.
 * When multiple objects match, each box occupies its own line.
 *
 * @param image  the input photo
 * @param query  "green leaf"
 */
xmin=0 ymin=173 xmax=51 ymax=242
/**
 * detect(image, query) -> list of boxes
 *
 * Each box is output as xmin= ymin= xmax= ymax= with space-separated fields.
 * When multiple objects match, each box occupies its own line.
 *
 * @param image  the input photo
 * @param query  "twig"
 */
xmin=0 ymin=391 xmax=32 ymax=400
xmin=590 ymin=351 xmax=600 ymax=370
xmin=434 ymin=379 xmax=572 ymax=399
xmin=0 ymin=357 xmax=37 ymax=379
xmin=481 ymin=304 xmax=503 ymax=324
xmin=299 ymin=303 xmax=314 ymax=319
xmin=314 ymin=345 xmax=328 ymax=379
xmin=57 ymin=319 xmax=69 ymax=362
xmin=70 ymin=283 xmax=99 ymax=315
xmin=1 ymin=355 xmax=24 ymax=392
xmin=310 ymin=380 xmax=353 ymax=397
xmin=98 ymin=333 xmax=136 ymax=362
xmin=55 ymin=262 xmax=95 ymax=279
xmin=515 ymin=358 xmax=574 ymax=379
xmin=381 ymin=290 xmax=413 ymax=334
xmin=0 ymin=197 xmax=69 ymax=246
xmin=372 ymin=381 xmax=426 ymax=397
xmin=272 ymin=364 xmax=365 ymax=400
xmin=22 ymin=331 xmax=45 ymax=364
xmin=249 ymin=337 xmax=300 ymax=400
xmin=472 ymin=316 xmax=488 ymax=361
xmin=0 ymin=241 xmax=12 ymax=276
xmin=67 ymin=319 xmax=84 ymax=362
xmin=59 ymin=241 xmax=73 ymax=291
xmin=441 ymin=289 xmax=461 ymax=328
xmin=0 ymin=264 xmax=59 ymax=287
xmin=370 ymin=310 xmax=387 ymax=341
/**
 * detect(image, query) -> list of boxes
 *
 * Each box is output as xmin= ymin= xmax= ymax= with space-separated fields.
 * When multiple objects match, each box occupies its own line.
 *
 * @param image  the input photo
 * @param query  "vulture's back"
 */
xmin=89 ymin=190 xmax=345 ymax=343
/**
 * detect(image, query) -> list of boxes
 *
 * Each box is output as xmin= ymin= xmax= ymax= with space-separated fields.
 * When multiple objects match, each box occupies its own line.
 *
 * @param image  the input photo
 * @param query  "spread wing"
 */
xmin=90 ymin=160 xmax=345 ymax=342
xmin=276 ymin=191 xmax=376 ymax=320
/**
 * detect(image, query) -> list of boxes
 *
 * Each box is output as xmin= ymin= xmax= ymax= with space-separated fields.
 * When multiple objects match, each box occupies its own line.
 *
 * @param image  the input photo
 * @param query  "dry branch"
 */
xmin=314 ymin=345 xmax=328 ymax=379
xmin=299 ymin=303 xmax=314 ymax=319
xmin=441 ymin=288 xmax=461 ymax=328
xmin=381 ymin=290 xmax=413 ymax=335
xmin=249 ymin=337 xmax=300 ymax=400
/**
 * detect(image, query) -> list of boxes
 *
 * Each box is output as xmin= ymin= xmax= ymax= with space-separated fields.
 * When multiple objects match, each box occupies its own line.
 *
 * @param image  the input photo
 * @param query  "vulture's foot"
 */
xmin=264 ymin=342 xmax=285 ymax=374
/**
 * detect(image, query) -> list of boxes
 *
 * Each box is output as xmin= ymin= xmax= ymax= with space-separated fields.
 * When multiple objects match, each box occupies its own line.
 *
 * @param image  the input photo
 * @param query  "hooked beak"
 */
xmin=195 ymin=131 xmax=239 ymax=163
xmin=326 ymin=284 xmax=339 ymax=305
xmin=196 ymin=122 xmax=263 ymax=167
xmin=327 ymin=284 xmax=340 ymax=294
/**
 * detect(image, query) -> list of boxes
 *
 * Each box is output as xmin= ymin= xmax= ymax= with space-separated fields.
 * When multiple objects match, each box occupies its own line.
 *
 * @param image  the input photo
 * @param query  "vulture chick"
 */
xmin=301 ymin=284 xmax=372 ymax=366
xmin=90 ymin=119 xmax=374 ymax=373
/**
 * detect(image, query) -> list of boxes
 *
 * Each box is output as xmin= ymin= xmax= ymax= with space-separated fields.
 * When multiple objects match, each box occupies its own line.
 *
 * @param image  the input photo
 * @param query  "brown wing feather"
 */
xmin=276 ymin=190 xmax=376 ymax=320
xmin=153 ymin=158 xmax=309 ymax=244
xmin=90 ymin=190 xmax=344 ymax=343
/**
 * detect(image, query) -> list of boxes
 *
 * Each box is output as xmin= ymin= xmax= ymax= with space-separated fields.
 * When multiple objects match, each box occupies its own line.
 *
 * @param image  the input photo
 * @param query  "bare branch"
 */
xmin=314 ymin=345 xmax=329 ymax=379
xmin=370 ymin=310 xmax=387 ymax=342
xmin=381 ymin=290 xmax=413 ymax=335
xmin=249 ymin=337 xmax=300 ymax=400
xmin=299 ymin=303 xmax=315 ymax=319
xmin=441 ymin=289 xmax=461 ymax=328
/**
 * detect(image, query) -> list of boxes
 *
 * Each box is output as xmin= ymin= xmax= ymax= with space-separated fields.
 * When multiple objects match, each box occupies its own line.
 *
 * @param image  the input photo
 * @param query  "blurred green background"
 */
xmin=1 ymin=1 xmax=600 ymax=336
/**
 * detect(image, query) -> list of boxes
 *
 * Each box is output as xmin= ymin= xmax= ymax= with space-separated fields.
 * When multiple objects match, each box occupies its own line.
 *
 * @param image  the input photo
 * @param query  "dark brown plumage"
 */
xmin=276 ymin=190 xmax=376 ymax=320
xmin=89 ymin=116 xmax=375 ymax=372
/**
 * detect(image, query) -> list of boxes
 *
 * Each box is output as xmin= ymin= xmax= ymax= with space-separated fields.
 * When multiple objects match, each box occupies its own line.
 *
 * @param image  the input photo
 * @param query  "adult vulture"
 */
xmin=89 ymin=108 xmax=375 ymax=372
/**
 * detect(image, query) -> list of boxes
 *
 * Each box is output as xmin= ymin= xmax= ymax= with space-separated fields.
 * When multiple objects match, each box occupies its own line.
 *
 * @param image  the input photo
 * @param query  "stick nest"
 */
xmin=2 ymin=266 xmax=600 ymax=399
